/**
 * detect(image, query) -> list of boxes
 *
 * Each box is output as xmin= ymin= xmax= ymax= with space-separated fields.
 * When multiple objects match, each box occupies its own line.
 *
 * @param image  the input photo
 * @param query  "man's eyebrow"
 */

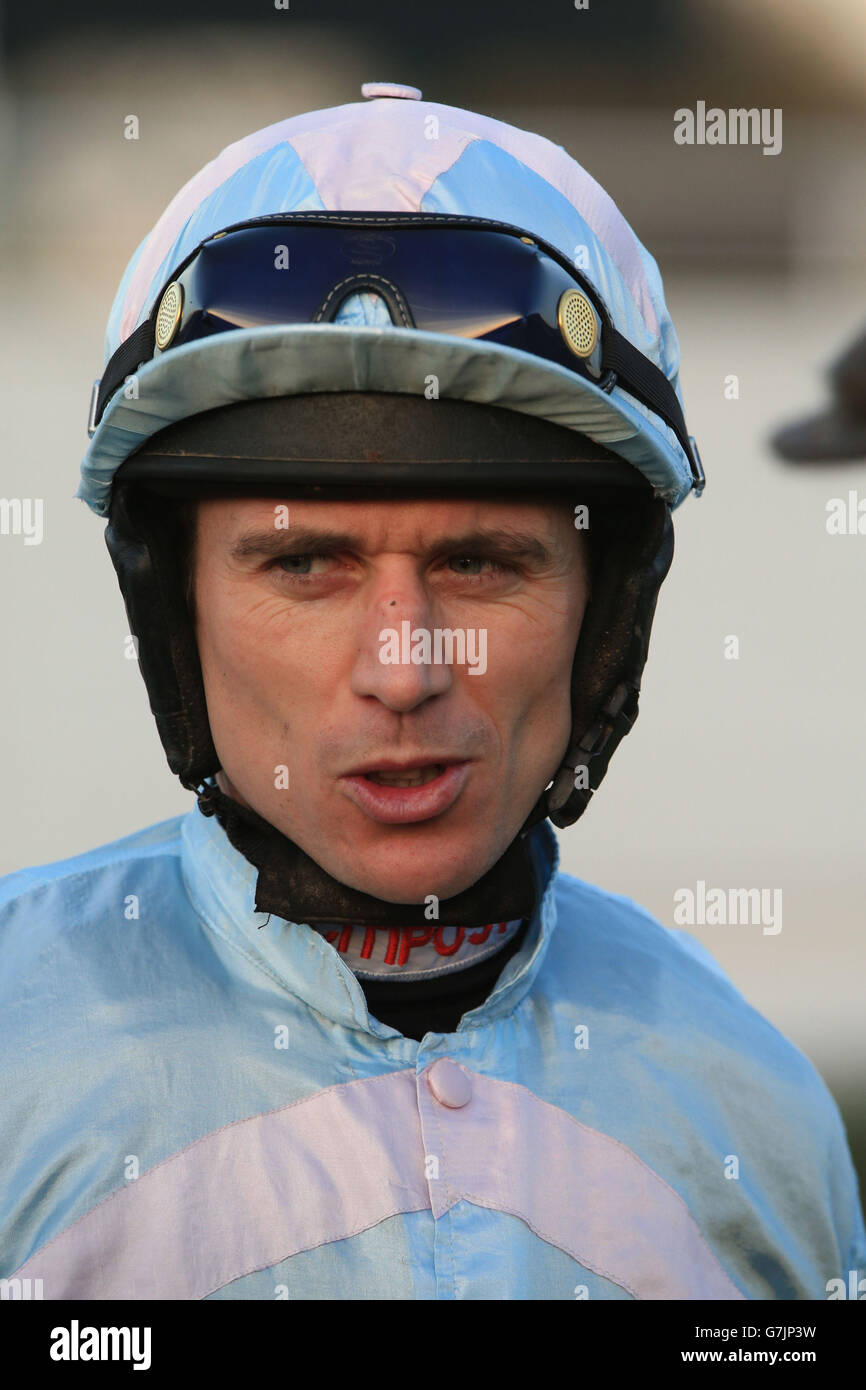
xmin=229 ymin=526 xmax=556 ymax=565
xmin=229 ymin=528 xmax=358 ymax=561
xmin=429 ymin=529 xmax=555 ymax=565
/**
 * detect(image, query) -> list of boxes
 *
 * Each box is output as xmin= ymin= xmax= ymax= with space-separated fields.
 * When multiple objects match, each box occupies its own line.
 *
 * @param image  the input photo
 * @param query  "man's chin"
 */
xmin=328 ymin=863 xmax=490 ymax=906
xmin=311 ymin=821 xmax=507 ymax=906
xmin=224 ymin=779 xmax=516 ymax=904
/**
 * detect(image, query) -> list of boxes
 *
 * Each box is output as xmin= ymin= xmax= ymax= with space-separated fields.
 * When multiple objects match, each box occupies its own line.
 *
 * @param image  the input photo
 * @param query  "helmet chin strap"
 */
xmin=195 ymin=775 xmax=539 ymax=930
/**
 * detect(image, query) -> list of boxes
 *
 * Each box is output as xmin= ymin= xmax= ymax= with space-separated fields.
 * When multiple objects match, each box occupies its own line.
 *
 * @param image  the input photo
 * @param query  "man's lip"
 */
xmin=343 ymin=757 xmax=469 ymax=776
xmin=338 ymin=761 xmax=472 ymax=824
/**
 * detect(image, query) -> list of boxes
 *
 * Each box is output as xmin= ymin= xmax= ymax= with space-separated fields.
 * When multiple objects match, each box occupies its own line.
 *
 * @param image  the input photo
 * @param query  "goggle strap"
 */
xmin=601 ymin=327 xmax=698 ymax=479
xmin=94 ymin=317 xmax=155 ymax=426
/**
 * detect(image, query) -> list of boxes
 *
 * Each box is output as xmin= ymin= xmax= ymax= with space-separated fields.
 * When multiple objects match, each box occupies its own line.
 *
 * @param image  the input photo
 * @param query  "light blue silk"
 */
xmin=0 ymin=805 xmax=862 ymax=1299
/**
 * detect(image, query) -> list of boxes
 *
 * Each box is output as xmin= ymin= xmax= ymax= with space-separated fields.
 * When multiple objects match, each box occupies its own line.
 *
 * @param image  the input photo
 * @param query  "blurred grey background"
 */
xmin=0 ymin=2 xmax=864 ymax=1191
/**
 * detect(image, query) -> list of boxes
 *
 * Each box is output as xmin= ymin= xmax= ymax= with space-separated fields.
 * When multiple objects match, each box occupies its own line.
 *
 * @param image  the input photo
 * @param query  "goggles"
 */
xmin=90 ymin=213 xmax=704 ymax=494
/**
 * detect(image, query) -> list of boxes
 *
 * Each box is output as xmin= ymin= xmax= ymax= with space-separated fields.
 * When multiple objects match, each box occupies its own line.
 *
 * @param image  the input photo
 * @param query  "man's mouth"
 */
xmin=364 ymin=763 xmax=445 ymax=788
xmin=340 ymin=759 xmax=471 ymax=824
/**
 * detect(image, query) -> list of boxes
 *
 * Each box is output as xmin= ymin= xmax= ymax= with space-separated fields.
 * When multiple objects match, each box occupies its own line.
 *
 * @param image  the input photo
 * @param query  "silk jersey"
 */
xmin=0 ymin=804 xmax=863 ymax=1300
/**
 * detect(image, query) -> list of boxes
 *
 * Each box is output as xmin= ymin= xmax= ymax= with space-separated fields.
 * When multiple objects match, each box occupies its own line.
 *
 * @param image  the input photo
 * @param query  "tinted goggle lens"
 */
xmin=91 ymin=217 xmax=704 ymax=496
xmin=155 ymin=224 xmax=610 ymax=386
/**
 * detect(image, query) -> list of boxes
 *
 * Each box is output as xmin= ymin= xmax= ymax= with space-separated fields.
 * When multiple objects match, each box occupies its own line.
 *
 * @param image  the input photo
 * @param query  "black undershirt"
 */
xmin=357 ymin=917 xmax=531 ymax=1041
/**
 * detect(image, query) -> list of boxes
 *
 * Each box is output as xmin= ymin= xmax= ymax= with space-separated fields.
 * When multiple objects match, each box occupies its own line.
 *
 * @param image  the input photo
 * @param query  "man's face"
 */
xmin=191 ymin=494 xmax=590 ymax=903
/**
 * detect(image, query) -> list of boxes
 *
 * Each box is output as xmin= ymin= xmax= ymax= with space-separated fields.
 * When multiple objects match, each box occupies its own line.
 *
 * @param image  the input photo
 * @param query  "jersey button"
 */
xmin=427 ymin=1058 xmax=472 ymax=1108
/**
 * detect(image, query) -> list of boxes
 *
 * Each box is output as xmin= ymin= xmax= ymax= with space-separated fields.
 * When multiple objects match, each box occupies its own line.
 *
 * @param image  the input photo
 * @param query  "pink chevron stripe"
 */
xmin=13 ymin=1063 xmax=743 ymax=1300
xmin=424 ymin=100 xmax=658 ymax=334
xmin=118 ymin=99 xmax=657 ymax=346
xmin=118 ymin=101 xmax=356 ymax=342
xmin=119 ymin=122 xmax=292 ymax=342
xmin=289 ymin=103 xmax=477 ymax=212
xmin=13 ymin=1069 xmax=426 ymax=1300
xmin=417 ymin=1063 xmax=745 ymax=1300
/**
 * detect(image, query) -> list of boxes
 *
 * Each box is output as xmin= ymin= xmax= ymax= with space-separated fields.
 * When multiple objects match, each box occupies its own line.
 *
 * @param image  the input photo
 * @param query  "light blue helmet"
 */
xmin=80 ymin=80 xmax=703 ymax=518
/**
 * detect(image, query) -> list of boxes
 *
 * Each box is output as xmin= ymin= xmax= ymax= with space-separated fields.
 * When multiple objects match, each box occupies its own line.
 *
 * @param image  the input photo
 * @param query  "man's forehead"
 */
xmin=196 ymin=492 xmax=576 ymax=543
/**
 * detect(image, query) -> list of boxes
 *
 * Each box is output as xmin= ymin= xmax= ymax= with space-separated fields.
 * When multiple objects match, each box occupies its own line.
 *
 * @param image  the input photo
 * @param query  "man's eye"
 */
xmin=270 ymin=552 xmax=513 ymax=582
xmin=447 ymin=556 xmax=511 ymax=578
xmin=274 ymin=553 xmax=329 ymax=576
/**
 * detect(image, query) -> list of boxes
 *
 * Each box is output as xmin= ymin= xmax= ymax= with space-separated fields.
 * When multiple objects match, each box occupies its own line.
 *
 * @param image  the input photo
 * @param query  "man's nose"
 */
xmin=349 ymin=567 xmax=454 ymax=712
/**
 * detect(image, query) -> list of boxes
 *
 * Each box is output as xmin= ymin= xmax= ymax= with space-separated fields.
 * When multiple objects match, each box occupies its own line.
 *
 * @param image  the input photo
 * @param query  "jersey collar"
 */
xmin=180 ymin=801 xmax=560 ymax=1040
